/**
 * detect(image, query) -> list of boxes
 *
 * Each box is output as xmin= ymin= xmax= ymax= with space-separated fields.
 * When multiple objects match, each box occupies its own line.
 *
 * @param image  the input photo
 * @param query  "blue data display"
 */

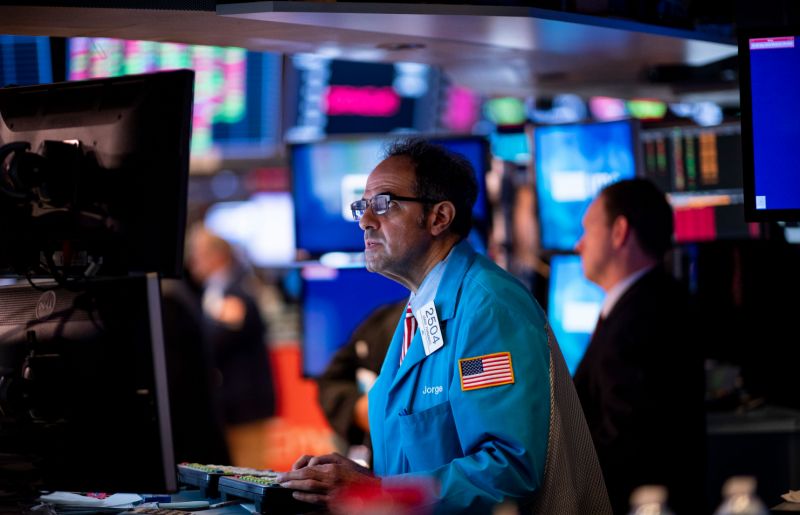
xmin=535 ymin=120 xmax=637 ymax=251
xmin=301 ymin=266 xmax=408 ymax=377
xmin=746 ymin=35 xmax=800 ymax=212
xmin=0 ymin=35 xmax=52 ymax=87
xmin=291 ymin=136 xmax=490 ymax=256
xmin=547 ymin=254 xmax=605 ymax=375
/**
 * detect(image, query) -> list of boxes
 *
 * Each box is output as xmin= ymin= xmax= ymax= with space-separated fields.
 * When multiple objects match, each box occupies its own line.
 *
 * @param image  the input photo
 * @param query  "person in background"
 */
xmin=573 ymin=178 xmax=705 ymax=515
xmin=187 ymin=224 xmax=276 ymax=469
xmin=316 ymin=299 xmax=406 ymax=465
xmin=278 ymin=138 xmax=610 ymax=514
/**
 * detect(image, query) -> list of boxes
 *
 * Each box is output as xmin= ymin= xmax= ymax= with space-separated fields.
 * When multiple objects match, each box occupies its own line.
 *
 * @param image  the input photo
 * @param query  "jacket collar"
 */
xmin=390 ymin=240 xmax=477 ymax=386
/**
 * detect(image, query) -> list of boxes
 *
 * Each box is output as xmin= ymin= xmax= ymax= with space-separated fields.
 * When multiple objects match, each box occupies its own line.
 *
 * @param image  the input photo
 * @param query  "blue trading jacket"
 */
xmin=368 ymin=240 xmax=551 ymax=513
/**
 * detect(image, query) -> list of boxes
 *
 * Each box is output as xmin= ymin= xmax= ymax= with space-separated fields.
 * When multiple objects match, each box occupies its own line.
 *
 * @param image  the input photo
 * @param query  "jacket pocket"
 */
xmin=398 ymin=400 xmax=463 ymax=470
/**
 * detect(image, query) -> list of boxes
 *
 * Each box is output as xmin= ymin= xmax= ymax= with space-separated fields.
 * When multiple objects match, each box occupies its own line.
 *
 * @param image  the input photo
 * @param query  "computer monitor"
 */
xmin=0 ymin=273 xmax=176 ymax=494
xmin=534 ymin=119 xmax=638 ymax=251
xmin=547 ymin=253 xmax=605 ymax=375
xmin=0 ymin=69 xmax=194 ymax=279
xmin=290 ymin=135 xmax=490 ymax=257
xmin=300 ymin=265 xmax=408 ymax=377
xmin=640 ymin=122 xmax=760 ymax=242
xmin=739 ymin=28 xmax=800 ymax=221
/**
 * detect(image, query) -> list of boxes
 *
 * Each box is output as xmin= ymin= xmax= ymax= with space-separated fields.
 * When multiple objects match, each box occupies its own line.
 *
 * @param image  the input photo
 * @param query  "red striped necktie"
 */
xmin=400 ymin=302 xmax=417 ymax=365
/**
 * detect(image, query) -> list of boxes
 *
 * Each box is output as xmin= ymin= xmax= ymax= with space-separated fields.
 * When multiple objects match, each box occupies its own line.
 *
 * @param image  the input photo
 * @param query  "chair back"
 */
xmin=528 ymin=324 xmax=612 ymax=514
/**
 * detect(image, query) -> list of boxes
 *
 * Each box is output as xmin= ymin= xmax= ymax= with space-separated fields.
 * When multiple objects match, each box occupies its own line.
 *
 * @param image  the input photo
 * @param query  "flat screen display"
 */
xmin=301 ymin=265 xmax=408 ymax=377
xmin=739 ymin=29 xmax=800 ymax=221
xmin=291 ymin=136 xmax=490 ymax=256
xmin=284 ymin=54 xmax=440 ymax=141
xmin=547 ymin=253 xmax=605 ymax=375
xmin=0 ymin=35 xmax=52 ymax=87
xmin=640 ymin=122 xmax=760 ymax=242
xmin=67 ymin=37 xmax=281 ymax=163
xmin=534 ymin=120 xmax=638 ymax=251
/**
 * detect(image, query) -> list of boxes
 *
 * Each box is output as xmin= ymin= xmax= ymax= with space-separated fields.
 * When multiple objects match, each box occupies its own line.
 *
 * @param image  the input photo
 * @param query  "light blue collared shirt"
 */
xmin=600 ymin=265 xmax=654 ymax=318
xmin=408 ymin=245 xmax=455 ymax=315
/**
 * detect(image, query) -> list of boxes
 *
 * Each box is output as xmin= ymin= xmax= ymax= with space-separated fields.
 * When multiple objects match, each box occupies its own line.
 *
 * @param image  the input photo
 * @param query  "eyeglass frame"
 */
xmin=350 ymin=193 xmax=442 ymax=221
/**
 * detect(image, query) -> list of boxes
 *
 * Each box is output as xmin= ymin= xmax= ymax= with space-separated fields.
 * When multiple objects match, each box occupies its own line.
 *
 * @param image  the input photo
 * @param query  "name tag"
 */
xmin=416 ymin=300 xmax=444 ymax=356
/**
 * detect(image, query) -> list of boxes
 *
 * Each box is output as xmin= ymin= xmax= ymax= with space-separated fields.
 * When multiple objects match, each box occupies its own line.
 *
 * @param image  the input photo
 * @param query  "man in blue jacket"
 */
xmin=278 ymin=138 xmax=609 ymax=513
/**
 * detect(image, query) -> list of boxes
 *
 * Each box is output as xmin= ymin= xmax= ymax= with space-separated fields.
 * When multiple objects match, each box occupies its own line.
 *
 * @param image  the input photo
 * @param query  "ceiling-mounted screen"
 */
xmin=284 ymin=54 xmax=441 ymax=141
xmin=67 ymin=37 xmax=281 ymax=163
xmin=0 ymin=35 xmax=52 ymax=87
xmin=739 ymin=28 xmax=800 ymax=221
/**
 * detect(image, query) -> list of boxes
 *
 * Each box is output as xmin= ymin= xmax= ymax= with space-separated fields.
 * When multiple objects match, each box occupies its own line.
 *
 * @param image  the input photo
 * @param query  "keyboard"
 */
xmin=218 ymin=475 xmax=319 ymax=514
xmin=176 ymin=462 xmax=277 ymax=498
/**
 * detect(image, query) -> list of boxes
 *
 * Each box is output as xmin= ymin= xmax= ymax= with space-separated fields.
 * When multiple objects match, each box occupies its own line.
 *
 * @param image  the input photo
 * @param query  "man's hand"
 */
xmin=277 ymin=453 xmax=379 ymax=505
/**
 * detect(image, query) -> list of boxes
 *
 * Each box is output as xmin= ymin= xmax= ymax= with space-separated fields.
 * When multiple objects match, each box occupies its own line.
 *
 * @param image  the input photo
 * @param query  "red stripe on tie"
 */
xmin=400 ymin=302 xmax=416 ymax=365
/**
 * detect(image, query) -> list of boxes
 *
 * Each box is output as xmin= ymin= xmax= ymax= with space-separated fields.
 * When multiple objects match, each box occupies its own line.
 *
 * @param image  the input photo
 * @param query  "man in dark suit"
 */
xmin=573 ymin=178 xmax=705 ymax=515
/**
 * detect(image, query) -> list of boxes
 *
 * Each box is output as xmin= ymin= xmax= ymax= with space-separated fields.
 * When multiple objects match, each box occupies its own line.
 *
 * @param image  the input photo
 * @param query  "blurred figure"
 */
xmin=573 ymin=178 xmax=705 ymax=515
xmin=187 ymin=224 xmax=276 ymax=468
xmin=316 ymin=300 xmax=406 ymax=464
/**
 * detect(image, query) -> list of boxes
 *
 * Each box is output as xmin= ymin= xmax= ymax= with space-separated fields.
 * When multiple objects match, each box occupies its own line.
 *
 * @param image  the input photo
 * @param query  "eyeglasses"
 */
xmin=350 ymin=193 xmax=439 ymax=221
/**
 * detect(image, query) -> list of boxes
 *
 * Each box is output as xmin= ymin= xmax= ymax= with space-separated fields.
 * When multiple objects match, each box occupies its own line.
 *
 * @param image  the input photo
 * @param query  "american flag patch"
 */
xmin=458 ymin=352 xmax=514 ymax=391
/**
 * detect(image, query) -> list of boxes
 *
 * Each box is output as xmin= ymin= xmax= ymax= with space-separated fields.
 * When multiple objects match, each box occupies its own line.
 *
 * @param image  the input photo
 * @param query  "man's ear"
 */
xmin=429 ymin=201 xmax=456 ymax=236
xmin=610 ymin=215 xmax=630 ymax=249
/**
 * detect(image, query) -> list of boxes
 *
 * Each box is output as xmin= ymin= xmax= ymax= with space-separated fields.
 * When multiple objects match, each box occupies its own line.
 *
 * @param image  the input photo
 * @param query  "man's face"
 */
xmin=359 ymin=156 xmax=431 ymax=284
xmin=575 ymin=195 xmax=614 ymax=289
xmin=187 ymin=232 xmax=221 ymax=283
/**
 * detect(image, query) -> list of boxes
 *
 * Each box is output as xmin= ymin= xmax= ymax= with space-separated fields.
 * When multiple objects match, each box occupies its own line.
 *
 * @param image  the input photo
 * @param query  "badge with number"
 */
xmin=415 ymin=300 xmax=444 ymax=356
